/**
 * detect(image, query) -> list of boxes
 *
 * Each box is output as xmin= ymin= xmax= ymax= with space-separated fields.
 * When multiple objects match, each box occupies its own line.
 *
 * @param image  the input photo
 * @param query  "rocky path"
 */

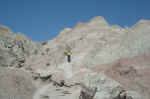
xmin=58 ymin=62 xmax=73 ymax=79
xmin=33 ymin=84 xmax=81 ymax=99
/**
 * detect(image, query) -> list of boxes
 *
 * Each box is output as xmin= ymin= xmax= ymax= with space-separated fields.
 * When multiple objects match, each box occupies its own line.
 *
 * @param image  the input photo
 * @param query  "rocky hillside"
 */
xmin=0 ymin=25 xmax=41 ymax=68
xmin=0 ymin=16 xmax=150 ymax=99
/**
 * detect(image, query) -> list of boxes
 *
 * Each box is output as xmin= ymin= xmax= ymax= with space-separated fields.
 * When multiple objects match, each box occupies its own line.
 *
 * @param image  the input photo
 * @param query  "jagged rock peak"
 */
xmin=90 ymin=16 xmax=105 ymax=21
xmin=0 ymin=25 xmax=13 ymax=34
xmin=137 ymin=19 xmax=150 ymax=24
xmin=88 ymin=16 xmax=109 ymax=26
xmin=131 ymin=19 xmax=150 ymax=30
xmin=75 ymin=16 xmax=109 ymax=28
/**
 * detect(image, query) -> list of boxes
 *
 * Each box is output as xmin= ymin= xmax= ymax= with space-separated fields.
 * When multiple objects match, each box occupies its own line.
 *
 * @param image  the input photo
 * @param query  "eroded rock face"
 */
xmin=0 ymin=16 xmax=150 ymax=99
xmin=0 ymin=27 xmax=41 ymax=67
xmin=104 ymin=53 xmax=150 ymax=99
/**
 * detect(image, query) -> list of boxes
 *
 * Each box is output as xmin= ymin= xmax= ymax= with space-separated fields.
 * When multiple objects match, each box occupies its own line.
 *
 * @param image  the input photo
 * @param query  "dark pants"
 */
xmin=67 ymin=55 xmax=71 ymax=63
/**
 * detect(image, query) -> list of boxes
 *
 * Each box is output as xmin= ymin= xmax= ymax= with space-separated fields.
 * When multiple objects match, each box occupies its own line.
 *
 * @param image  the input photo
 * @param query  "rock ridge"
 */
xmin=0 ymin=16 xmax=150 ymax=99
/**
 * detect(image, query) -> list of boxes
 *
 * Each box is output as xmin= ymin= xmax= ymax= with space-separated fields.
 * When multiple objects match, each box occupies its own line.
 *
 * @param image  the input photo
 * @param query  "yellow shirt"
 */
xmin=66 ymin=51 xmax=72 ymax=56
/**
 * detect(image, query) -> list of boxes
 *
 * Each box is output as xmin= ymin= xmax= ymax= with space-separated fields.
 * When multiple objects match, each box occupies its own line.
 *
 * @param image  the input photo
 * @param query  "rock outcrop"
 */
xmin=0 ymin=26 xmax=41 ymax=68
xmin=0 ymin=16 xmax=150 ymax=99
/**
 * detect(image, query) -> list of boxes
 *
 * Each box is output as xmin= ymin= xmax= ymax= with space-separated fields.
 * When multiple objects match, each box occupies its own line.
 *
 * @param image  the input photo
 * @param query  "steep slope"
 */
xmin=27 ymin=16 xmax=150 ymax=99
xmin=0 ymin=16 xmax=150 ymax=99
xmin=92 ymin=52 xmax=150 ymax=99
xmin=27 ymin=16 xmax=125 ymax=75
xmin=0 ymin=25 xmax=41 ymax=67
xmin=0 ymin=25 xmax=40 ymax=99
xmin=27 ymin=16 xmax=150 ymax=78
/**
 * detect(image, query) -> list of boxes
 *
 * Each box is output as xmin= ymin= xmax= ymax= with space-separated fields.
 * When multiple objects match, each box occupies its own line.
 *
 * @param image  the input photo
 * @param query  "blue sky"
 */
xmin=0 ymin=0 xmax=150 ymax=42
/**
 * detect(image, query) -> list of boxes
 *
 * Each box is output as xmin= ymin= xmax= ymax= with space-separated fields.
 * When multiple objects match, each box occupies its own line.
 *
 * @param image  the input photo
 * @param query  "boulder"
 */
xmin=79 ymin=72 xmax=143 ymax=99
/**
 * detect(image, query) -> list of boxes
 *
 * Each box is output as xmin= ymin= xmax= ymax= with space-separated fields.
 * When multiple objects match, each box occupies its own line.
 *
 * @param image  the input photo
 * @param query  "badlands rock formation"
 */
xmin=0 ymin=16 xmax=150 ymax=99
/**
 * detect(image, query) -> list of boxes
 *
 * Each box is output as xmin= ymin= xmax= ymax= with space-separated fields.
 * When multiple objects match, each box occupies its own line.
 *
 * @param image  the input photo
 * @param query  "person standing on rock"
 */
xmin=65 ymin=50 xmax=72 ymax=63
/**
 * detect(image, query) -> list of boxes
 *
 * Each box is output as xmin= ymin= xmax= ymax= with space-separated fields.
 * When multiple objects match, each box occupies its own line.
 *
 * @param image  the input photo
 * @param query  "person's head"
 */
xmin=65 ymin=44 xmax=71 ymax=51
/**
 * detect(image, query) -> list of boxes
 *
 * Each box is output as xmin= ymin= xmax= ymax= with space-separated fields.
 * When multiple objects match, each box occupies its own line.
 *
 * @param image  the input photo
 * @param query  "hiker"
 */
xmin=65 ymin=50 xmax=72 ymax=63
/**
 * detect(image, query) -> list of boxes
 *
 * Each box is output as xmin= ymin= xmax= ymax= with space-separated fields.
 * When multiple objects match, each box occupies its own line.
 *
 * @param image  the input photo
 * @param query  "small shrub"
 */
xmin=46 ymin=63 xmax=50 ymax=66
